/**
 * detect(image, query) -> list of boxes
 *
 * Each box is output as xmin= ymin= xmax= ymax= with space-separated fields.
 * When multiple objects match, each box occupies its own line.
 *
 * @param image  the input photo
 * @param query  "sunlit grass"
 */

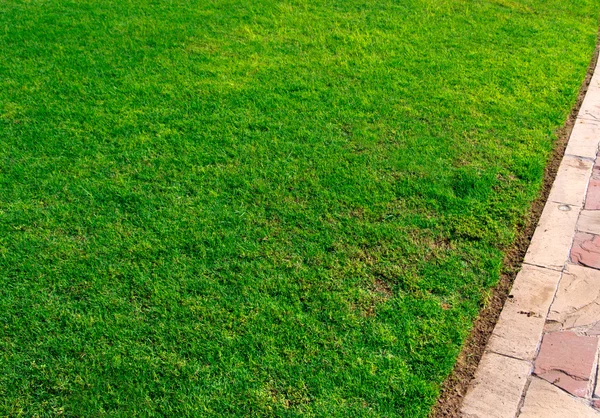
xmin=0 ymin=0 xmax=598 ymax=415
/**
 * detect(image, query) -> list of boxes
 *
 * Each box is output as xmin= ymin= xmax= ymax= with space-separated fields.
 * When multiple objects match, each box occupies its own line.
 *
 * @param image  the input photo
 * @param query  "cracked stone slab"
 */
xmin=487 ymin=265 xmax=561 ymax=360
xmin=547 ymin=155 xmax=592 ymax=207
xmin=534 ymin=331 xmax=598 ymax=398
xmin=565 ymin=119 xmax=600 ymax=160
xmin=586 ymin=322 xmax=600 ymax=336
xmin=571 ymin=232 xmax=600 ymax=269
xmin=548 ymin=264 xmax=600 ymax=332
xmin=460 ymin=352 xmax=530 ymax=418
xmin=519 ymin=377 xmax=600 ymax=418
xmin=524 ymin=202 xmax=580 ymax=270
xmin=579 ymin=211 xmax=600 ymax=235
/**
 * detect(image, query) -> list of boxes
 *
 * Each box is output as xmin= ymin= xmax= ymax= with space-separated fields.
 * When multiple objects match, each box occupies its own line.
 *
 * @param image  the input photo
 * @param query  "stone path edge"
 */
xmin=431 ymin=36 xmax=600 ymax=418
xmin=457 ymin=51 xmax=600 ymax=416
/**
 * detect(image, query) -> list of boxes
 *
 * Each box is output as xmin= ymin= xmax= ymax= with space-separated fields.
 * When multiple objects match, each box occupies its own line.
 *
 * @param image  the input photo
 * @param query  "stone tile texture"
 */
xmin=594 ymin=353 xmax=600 ymax=399
xmin=579 ymin=83 xmax=600 ymax=122
xmin=534 ymin=331 xmax=598 ymax=398
xmin=585 ymin=165 xmax=600 ymax=210
xmin=523 ymin=202 xmax=580 ymax=270
xmin=578 ymin=210 xmax=600 ymax=235
xmin=572 ymin=232 xmax=600 ymax=269
xmin=565 ymin=119 xmax=600 ymax=159
xmin=461 ymin=352 xmax=530 ymax=418
xmin=487 ymin=265 xmax=561 ymax=360
xmin=519 ymin=377 xmax=600 ymax=418
xmin=547 ymin=155 xmax=592 ymax=207
xmin=547 ymin=264 xmax=600 ymax=332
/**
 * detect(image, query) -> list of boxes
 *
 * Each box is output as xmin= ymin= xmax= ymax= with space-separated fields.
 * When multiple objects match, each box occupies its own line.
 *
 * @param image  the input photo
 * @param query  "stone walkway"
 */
xmin=460 ymin=60 xmax=600 ymax=417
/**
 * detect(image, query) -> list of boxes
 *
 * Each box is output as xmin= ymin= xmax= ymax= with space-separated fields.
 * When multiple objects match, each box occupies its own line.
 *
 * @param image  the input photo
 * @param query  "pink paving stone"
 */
xmin=571 ymin=232 xmax=600 ymax=269
xmin=534 ymin=331 xmax=598 ymax=398
xmin=593 ymin=400 xmax=600 ymax=410
xmin=585 ymin=168 xmax=600 ymax=210
xmin=534 ymin=331 xmax=599 ymax=398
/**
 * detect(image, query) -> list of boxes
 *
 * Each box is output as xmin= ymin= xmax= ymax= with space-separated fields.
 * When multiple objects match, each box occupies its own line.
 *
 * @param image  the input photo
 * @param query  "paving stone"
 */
xmin=519 ymin=377 xmax=600 ymax=418
xmin=565 ymin=119 xmax=600 ymax=160
xmin=587 ymin=322 xmax=600 ymax=336
xmin=579 ymin=85 xmax=600 ymax=122
xmin=579 ymin=211 xmax=600 ymax=235
xmin=460 ymin=352 xmax=530 ymax=418
xmin=523 ymin=202 xmax=580 ymax=270
xmin=586 ymin=166 xmax=600 ymax=210
xmin=571 ymin=232 xmax=600 ymax=269
xmin=547 ymin=156 xmax=592 ymax=207
xmin=548 ymin=264 xmax=600 ymax=332
xmin=588 ymin=65 xmax=600 ymax=89
xmin=589 ymin=71 xmax=600 ymax=89
xmin=534 ymin=331 xmax=598 ymax=397
xmin=487 ymin=265 xmax=561 ymax=360
xmin=594 ymin=352 xmax=600 ymax=399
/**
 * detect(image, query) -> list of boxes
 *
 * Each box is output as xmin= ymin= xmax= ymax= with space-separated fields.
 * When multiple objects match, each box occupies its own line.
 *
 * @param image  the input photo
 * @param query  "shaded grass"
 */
xmin=0 ymin=0 xmax=599 ymax=416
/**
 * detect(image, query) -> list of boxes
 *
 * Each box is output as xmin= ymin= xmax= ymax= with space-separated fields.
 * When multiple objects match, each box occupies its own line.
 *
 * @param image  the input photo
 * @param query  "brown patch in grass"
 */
xmin=373 ymin=278 xmax=393 ymax=298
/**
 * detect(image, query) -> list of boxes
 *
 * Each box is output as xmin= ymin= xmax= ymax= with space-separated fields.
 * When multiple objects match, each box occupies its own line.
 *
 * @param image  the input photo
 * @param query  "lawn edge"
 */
xmin=431 ymin=27 xmax=600 ymax=418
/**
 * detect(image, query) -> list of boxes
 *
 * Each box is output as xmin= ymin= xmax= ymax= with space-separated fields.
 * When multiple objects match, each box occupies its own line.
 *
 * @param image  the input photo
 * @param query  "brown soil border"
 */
xmin=430 ymin=34 xmax=600 ymax=418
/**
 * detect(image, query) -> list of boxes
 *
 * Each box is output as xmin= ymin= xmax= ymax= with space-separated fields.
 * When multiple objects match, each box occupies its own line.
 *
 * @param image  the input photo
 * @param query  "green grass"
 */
xmin=0 ymin=0 xmax=598 ymax=416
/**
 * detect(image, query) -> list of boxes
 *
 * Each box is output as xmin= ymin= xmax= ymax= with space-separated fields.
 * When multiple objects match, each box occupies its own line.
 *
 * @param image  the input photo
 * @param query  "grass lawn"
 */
xmin=1 ymin=0 xmax=599 ymax=416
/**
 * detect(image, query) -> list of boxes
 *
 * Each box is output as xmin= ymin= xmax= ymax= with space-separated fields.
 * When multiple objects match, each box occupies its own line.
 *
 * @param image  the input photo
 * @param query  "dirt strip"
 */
xmin=431 ymin=33 xmax=600 ymax=418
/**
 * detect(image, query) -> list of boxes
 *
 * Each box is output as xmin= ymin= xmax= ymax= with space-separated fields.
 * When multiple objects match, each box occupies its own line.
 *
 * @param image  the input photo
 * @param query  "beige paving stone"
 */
xmin=579 ymin=211 xmax=600 ymax=235
xmin=461 ymin=352 xmax=530 ymax=418
xmin=547 ymin=264 xmax=600 ymax=332
xmin=579 ymin=85 xmax=600 ymax=122
xmin=487 ymin=265 xmax=561 ymax=360
xmin=588 ymin=74 xmax=600 ymax=92
xmin=547 ymin=155 xmax=593 ymax=207
xmin=587 ymin=322 xmax=600 ymax=336
xmin=519 ymin=377 xmax=600 ymax=418
xmin=523 ymin=202 xmax=580 ymax=270
xmin=565 ymin=118 xmax=600 ymax=160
